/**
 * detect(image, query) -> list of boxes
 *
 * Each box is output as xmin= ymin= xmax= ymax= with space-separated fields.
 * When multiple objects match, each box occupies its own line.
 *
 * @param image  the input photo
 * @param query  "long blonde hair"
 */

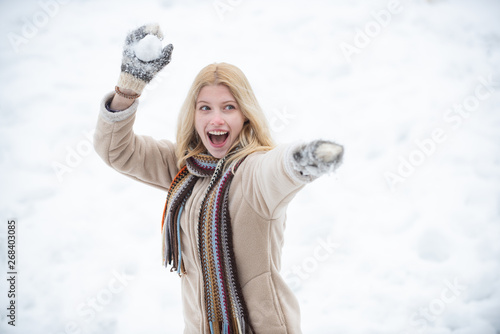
xmin=175 ymin=62 xmax=275 ymax=169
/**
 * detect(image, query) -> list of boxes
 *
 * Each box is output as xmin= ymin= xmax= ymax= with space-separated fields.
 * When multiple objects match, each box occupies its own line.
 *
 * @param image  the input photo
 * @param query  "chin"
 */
xmin=207 ymin=149 xmax=228 ymax=159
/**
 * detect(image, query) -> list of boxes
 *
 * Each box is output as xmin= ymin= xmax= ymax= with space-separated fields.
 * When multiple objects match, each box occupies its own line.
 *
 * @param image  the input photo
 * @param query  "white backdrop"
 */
xmin=1 ymin=0 xmax=499 ymax=333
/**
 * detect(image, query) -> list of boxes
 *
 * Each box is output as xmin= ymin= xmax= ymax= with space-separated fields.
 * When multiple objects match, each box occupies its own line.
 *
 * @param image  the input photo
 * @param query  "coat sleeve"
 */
xmin=239 ymin=143 xmax=316 ymax=220
xmin=93 ymin=92 xmax=179 ymax=191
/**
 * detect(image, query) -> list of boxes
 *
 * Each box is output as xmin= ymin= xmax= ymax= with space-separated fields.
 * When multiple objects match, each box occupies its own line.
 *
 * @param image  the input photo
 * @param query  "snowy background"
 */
xmin=1 ymin=0 xmax=499 ymax=333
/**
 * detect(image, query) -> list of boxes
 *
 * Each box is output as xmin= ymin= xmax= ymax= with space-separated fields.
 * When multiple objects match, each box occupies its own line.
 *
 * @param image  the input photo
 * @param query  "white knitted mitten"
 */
xmin=117 ymin=23 xmax=173 ymax=94
xmin=291 ymin=140 xmax=344 ymax=178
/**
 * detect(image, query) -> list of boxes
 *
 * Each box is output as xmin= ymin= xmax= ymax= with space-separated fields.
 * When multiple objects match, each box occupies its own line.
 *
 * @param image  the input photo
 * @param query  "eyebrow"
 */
xmin=196 ymin=100 xmax=237 ymax=105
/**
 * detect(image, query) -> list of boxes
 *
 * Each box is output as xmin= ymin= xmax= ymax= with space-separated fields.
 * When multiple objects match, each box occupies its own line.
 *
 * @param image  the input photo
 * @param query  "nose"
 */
xmin=210 ymin=110 xmax=225 ymax=126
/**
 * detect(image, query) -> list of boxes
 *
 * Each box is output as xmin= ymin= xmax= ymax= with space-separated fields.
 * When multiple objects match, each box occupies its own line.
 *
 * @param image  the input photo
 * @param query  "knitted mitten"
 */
xmin=117 ymin=23 xmax=173 ymax=94
xmin=291 ymin=140 xmax=344 ymax=178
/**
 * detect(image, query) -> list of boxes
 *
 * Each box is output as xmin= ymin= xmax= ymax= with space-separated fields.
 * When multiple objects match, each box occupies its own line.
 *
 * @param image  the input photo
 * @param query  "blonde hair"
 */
xmin=175 ymin=62 xmax=275 ymax=169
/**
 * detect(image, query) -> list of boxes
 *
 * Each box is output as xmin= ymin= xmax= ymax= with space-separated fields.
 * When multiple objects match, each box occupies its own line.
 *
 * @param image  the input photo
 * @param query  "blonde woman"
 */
xmin=94 ymin=24 xmax=343 ymax=334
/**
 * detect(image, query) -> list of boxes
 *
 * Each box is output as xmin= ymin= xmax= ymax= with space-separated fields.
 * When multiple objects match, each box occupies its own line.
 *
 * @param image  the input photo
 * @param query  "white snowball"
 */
xmin=316 ymin=143 xmax=343 ymax=162
xmin=133 ymin=34 xmax=162 ymax=62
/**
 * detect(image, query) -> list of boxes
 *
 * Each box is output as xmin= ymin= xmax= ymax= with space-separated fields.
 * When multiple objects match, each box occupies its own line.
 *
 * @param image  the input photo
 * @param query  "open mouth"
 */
xmin=208 ymin=130 xmax=229 ymax=147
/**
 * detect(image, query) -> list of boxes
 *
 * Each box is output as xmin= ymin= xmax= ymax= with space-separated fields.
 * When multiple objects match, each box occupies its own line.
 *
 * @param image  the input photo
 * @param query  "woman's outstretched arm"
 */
xmin=289 ymin=140 xmax=344 ymax=181
xmin=239 ymin=140 xmax=343 ymax=219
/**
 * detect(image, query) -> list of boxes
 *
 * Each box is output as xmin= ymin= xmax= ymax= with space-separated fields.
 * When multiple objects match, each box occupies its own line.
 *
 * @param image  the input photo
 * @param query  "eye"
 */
xmin=224 ymin=105 xmax=236 ymax=110
xmin=199 ymin=105 xmax=210 ymax=111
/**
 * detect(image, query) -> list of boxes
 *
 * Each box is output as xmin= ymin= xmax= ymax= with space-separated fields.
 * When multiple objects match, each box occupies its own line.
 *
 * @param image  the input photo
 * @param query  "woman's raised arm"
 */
xmin=93 ymin=24 xmax=177 ymax=190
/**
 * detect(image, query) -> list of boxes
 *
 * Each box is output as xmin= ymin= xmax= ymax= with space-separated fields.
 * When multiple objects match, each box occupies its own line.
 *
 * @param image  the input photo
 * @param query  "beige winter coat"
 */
xmin=94 ymin=92 xmax=315 ymax=333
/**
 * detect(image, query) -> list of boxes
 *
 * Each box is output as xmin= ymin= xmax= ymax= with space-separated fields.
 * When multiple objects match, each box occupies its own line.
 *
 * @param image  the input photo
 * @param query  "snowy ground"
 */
xmin=1 ymin=0 xmax=499 ymax=333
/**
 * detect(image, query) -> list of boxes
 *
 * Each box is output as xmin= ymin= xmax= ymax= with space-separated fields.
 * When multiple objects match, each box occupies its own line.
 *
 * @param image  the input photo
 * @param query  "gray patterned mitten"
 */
xmin=117 ymin=23 xmax=173 ymax=94
xmin=291 ymin=140 xmax=344 ymax=178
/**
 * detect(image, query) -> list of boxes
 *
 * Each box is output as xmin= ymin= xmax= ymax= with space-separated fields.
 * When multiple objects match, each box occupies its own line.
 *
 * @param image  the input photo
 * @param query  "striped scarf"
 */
xmin=161 ymin=153 xmax=251 ymax=334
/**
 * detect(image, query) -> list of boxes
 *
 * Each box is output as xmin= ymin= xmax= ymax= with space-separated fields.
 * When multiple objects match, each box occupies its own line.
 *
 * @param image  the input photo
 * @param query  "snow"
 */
xmin=316 ymin=142 xmax=343 ymax=163
xmin=0 ymin=0 xmax=499 ymax=333
xmin=133 ymin=34 xmax=163 ymax=62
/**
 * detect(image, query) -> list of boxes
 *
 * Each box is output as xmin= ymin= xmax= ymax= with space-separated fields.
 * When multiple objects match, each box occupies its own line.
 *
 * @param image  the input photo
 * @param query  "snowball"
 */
xmin=133 ymin=34 xmax=163 ymax=62
xmin=316 ymin=143 xmax=343 ymax=162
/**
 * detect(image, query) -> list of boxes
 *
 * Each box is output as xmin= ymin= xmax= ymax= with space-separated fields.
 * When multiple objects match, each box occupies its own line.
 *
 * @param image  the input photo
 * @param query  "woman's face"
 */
xmin=195 ymin=84 xmax=246 ymax=159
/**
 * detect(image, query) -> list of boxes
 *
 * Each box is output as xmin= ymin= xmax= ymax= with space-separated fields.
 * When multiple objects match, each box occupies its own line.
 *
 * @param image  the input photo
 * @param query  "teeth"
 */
xmin=208 ymin=131 xmax=228 ymax=135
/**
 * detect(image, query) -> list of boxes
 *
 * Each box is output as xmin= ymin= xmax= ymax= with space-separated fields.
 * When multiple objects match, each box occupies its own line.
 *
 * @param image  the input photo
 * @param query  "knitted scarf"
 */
xmin=161 ymin=153 xmax=251 ymax=334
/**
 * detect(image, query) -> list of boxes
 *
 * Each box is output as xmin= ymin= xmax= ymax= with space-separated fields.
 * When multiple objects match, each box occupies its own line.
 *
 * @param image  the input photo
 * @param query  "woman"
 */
xmin=94 ymin=24 xmax=343 ymax=334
